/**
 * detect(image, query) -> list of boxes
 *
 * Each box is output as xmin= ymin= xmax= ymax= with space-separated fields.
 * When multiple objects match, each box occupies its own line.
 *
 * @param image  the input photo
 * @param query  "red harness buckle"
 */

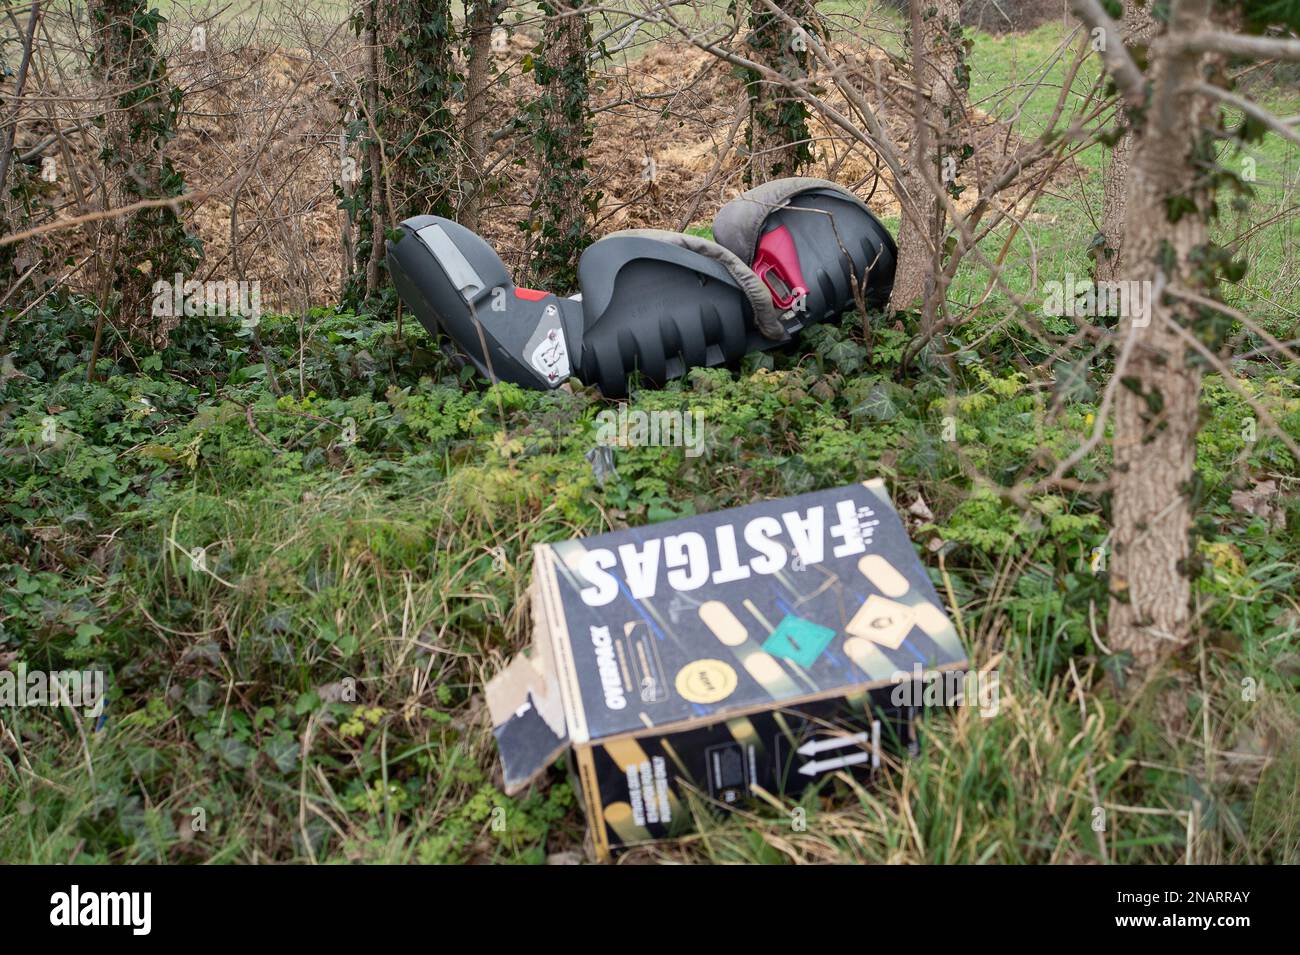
xmin=753 ymin=225 xmax=808 ymax=309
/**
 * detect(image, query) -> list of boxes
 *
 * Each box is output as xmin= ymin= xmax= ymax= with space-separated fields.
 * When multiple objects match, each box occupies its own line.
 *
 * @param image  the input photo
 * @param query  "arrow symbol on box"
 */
xmin=799 ymin=750 xmax=871 ymax=776
xmin=797 ymin=731 xmax=870 ymax=757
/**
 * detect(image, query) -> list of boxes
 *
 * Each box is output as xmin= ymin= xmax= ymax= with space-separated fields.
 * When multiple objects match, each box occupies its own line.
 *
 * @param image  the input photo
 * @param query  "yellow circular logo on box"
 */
xmin=675 ymin=659 xmax=738 ymax=704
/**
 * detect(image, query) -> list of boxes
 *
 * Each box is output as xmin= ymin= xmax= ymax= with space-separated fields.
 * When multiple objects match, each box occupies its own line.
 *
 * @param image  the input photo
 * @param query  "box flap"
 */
xmin=486 ymin=578 xmax=573 ymax=795
xmin=487 ymin=651 xmax=569 ymax=794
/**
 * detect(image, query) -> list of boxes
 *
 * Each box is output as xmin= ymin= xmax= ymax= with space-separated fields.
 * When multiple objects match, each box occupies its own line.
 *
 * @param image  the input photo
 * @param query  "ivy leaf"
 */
xmin=262 ymin=733 xmax=300 ymax=774
xmin=215 ymin=736 xmax=252 ymax=769
xmin=75 ymin=622 xmax=103 ymax=646
xmin=824 ymin=339 xmax=866 ymax=375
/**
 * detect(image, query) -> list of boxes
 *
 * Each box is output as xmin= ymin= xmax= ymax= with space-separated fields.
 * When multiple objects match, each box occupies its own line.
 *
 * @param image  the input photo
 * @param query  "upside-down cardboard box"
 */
xmin=487 ymin=479 xmax=966 ymax=861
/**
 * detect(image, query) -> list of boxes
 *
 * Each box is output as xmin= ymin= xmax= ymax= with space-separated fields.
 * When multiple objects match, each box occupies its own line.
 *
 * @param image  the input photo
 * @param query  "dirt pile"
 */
xmin=474 ymin=34 xmax=1064 ymax=290
xmin=23 ymin=27 xmax=1065 ymax=310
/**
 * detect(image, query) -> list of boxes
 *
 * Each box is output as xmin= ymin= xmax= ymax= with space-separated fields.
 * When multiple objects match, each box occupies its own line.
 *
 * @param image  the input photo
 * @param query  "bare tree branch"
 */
xmin=1176 ymin=30 xmax=1300 ymax=61
xmin=1196 ymin=82 xmax=1300 ymax=150
xmin=1069 ymin=0 xmax=1147 ymax=106
xmin=0 ymin=0 xmax=42 ymax=193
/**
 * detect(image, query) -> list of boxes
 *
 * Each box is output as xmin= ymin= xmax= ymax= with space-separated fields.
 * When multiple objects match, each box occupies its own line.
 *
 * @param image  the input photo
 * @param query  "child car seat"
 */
xmin=385 ymin=178 xmax=895 ymax=397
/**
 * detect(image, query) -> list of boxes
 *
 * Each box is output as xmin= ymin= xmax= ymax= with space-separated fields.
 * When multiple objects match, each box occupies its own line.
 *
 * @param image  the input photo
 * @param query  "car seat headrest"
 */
xmin=713 ymin=177 xmax=871 ymax=266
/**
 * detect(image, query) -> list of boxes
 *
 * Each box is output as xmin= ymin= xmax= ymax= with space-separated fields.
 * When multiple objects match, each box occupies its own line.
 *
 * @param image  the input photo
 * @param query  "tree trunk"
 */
xmin=529 ymin=1 xmax=591 ymax=291
xmin=364 ymin=0 xmax=383 ymax=298
xmin=346 ymin=0 xmax=458 ymax=308
xmin=0 ymin=0 xmax=41 ymax=294
xmin=1108 ymin=0 xmax=1216 ymax=673
xmin=89 ymin=0 xmax=196 ymax=339
xmin=889 ymin=0 xmax=968 ymax=316
xmin=745 ymin=0 xmax=813 ymax=184
xmin=379 ymin=0 xmax=457 ymax=219
xmin=461 ymin=0 xmax=504 ymax=232
xmin=338 ymin=127 xmax=355 ymax=284
xmin=1096 ymin=0 xmax=1156 ymax=283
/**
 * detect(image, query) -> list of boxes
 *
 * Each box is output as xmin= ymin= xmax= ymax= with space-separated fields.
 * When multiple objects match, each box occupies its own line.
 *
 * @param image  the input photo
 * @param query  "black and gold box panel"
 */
xmin=573 ymin=688 xmax=914 ymax=859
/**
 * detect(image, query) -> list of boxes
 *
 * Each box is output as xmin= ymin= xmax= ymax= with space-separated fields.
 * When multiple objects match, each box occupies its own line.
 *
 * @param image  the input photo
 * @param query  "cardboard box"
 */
xmin=487 ymin=479 xmax=966 ymax=860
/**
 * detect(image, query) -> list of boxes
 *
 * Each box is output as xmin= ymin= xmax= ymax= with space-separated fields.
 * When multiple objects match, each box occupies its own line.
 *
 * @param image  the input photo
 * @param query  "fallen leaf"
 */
xmin=1230 ymin=479 xmax=1285 ymax=530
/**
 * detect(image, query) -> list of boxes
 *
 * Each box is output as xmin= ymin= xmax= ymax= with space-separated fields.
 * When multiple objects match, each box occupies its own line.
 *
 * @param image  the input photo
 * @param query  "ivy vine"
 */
xmin=90 ymin=0 xmax=200 ymax=331
xmin=736 ymin=0 xmax=814 ymax=184
xmin=523 ymin=1 xmax=598 ymax=291
xmin=341 ymin=0 xmax=460 ymax=312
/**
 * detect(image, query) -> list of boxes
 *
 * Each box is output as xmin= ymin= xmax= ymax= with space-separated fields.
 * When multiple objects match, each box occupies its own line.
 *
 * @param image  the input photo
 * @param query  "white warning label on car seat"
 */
xmin=527 ymin=320 xmax=570 ymax=384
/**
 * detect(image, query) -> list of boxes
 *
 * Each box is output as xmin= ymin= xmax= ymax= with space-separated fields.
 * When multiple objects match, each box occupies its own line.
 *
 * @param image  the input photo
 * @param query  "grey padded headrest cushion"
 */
xmin=713 ymin=177 xmax=870 ymax=266
xmin=603 ymin=228 xmax=786 ymax=340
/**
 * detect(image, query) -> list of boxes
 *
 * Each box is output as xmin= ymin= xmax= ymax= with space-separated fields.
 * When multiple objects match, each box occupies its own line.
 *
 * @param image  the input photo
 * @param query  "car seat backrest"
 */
xmin=599 ymin=228 xmax=787 ymax=341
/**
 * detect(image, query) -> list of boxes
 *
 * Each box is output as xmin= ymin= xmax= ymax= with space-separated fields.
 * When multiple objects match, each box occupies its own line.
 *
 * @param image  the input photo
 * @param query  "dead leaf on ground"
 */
xmin=1229 ymin=479 xmax=1285 ymax=531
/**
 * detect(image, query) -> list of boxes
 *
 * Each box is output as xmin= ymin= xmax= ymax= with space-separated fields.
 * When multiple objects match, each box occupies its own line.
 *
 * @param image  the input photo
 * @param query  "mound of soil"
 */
xmin=19 ymin=21 xmax=1066 ymax=311
xmin=474 ymin=33 xmax=1065 ymax=292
